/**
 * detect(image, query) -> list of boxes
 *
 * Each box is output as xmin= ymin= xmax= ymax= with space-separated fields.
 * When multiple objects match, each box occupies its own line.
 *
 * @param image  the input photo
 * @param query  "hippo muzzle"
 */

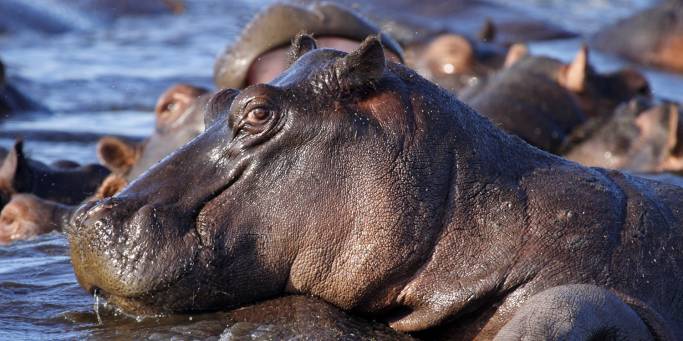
xmin=66 ymin=120 xmax=244 ymax=313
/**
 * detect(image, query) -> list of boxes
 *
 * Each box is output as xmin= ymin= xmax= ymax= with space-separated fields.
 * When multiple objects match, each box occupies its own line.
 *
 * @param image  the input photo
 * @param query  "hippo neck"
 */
xmin=390 ymin=100 xmax=562 ymax=333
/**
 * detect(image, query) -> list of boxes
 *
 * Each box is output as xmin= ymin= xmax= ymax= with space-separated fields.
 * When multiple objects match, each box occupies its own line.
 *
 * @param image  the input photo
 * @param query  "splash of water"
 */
xmin=93 ymin=289 xmax=103 ymax=325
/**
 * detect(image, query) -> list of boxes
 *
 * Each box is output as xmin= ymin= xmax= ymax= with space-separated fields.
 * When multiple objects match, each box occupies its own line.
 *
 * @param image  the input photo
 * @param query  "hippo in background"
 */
xmin=0 ymin=58 xmax=49 ymax=119
xmin=0 ymin=173 xmax=125 ymax=244
xmin=459 ymin=45 xmax=650 ymax=153
xmin=592 ymin=0 xmax=683 ymax=73
xmin=0 ymin=140 xmax=110 ymax=210
xmin=403 ymin=24 xmax=507 ymax=94
xmin=0 ymin=193 xmax=72 ymax=244
xmin=97 ymin=83 xmax=209 ymax=181
xmin=213 ymin=2 xmax=404 ymax=89
xmin=564 ymin=97 xmax=683 ymax=173
xmin=214 ymin=2 xmax=512 ymax=95
xmin=301 ymin=0 xmax=576 ymax=46
xmin=67 ymin=35 xmax=681 ymax=339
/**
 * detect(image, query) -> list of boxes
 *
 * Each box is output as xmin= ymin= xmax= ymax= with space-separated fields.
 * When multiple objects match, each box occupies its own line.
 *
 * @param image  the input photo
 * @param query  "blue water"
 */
xmin=0 ymin=0 xmax=680 ymax=339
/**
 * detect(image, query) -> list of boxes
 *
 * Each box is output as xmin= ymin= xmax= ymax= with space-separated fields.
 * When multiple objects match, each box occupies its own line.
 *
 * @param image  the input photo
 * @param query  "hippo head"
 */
xmin=97 ymin=84 xmax=210 ymax=179
xmin=67 ymin=35 xmax=461 ymax=315
xmin=406 ymin=33 xmax=506 ymax=93
xmin=0 ymin=140 xmax=110 ymax=207
xmin=505 ymin=45 xmax=651 ymax=118
xmin=565 ymin=98 xmax=683 ymax=172
xmin=0 ymin=193 xmax=72 ymax=244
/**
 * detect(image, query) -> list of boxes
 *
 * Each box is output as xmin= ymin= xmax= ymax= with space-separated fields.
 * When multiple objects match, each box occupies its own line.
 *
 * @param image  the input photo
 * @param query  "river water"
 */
xmin=0 ymin=0 xmax=679 ymax=339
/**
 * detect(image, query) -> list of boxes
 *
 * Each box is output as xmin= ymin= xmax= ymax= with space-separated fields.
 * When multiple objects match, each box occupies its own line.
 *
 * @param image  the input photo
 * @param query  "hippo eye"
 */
xmin=241 ymin=106 xmax=273 ymax=133
xmin=164 ymin=102 xmax=177 ymax=113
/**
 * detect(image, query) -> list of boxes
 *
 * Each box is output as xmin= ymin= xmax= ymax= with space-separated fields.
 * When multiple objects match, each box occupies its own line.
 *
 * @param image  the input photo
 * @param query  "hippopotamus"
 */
xmin=564 ymin=97 xmax=683 ymax=173
xmin=213 ymin=2 xmax=404 ymax=89
xmin=592 ymin=0 xmax=683 ymax=73
xmin=459 ymin=45 xmax=650 ymax=153
xmin=0 ymin=58 xmax=48 ymax=119
xmin=97 ymin=83 xmax=209 ymax=180
xmin=298 ymin=0 xmax=576 ymax=46
xmin=403 ymin=31 xmax=507 ymax=94
xmin=0 ymin=173 xmax=126 ymax=244
xmin=67 ymin=36 xmax=682 ymax=339
xmin=0 ymin=193 xmax=72 ymax=244
xmin=0 ymin=140 xmax=110 ymax=209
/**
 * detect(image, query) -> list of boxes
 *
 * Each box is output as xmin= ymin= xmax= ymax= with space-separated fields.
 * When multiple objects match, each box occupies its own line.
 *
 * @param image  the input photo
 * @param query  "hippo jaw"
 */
xmin=67 ymin=122 xmax=253 ymax=313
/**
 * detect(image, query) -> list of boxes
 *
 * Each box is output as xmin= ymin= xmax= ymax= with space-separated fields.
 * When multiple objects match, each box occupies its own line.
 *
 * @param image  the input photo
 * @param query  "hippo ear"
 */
xmin=0 ymin=140 xmax=26 ymax=187
xmin=94 ymin=174 xmax=128 ymax=199
xmin=478 ymin=18 xmax=496 ymax=42
xmin=560 ymin=45 xmax=589 ymax=92
xmin=660 ymin=104 xmax=683 ymax=171
xmin=96 ymin=137 xmax=141 ymax=175
xmin=205 ymin=88 xmax=240 ymax=129
xmin=287 ymin=33 xmax=318 ymax=66
xmin=503 ymin=43 xmax=528 ymax=68
xmin=334 ymin=35 xmax=386 ymax=93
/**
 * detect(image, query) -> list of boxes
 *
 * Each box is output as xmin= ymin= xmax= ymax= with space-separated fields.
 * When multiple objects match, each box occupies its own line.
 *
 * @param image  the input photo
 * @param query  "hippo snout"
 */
xmin=68 ymin=197 xmax=127 ymax=235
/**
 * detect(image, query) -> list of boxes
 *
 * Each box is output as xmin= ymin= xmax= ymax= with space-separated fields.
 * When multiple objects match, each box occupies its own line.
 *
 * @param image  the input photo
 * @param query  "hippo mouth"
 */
xmin=65 ymin=153 xmax=251 ymax=314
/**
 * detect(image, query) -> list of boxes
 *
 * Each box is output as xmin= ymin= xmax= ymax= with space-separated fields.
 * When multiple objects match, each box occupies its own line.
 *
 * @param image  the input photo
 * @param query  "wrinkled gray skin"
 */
xmin=68 ymin=37 xmax=682 ymax=339
xmin=592 ymin=0 xmax=683 ymax=72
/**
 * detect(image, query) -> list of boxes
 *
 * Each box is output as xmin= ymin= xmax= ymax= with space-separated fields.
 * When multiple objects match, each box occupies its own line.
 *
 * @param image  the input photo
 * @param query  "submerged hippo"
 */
xmin=0 ymin=193 xmax=72 ymax=244
xmin=0 ymin=173 xmax=125 ymax=244
xmin=592 ymin=0 xmax=683 ymax=73
xmin=0 ymin=140 xmax=110 ymax=209
xmin=403 ymin=31 xmax=507 ymax=94
xmin=459 ymin=45 xmax=650 ymax=153
xmin=97 ymin=84 xmax=209 ymax=180
xmin=68 ymin=36 xmax=682 ymax=339
xmin=303 ymin=0 xmax=576 ymax=46
xmin=213 ymin=2 xmax=404 ymax=89
xmin=0 ymin=58 xmax=48 ymax=119
xmin=565 ymin=97 xmax=683 ymax=173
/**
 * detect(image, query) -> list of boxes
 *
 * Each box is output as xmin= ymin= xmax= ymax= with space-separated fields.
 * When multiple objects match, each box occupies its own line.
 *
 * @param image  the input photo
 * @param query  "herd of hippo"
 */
xmin=2 ymin=0 xmax=683 ymax=339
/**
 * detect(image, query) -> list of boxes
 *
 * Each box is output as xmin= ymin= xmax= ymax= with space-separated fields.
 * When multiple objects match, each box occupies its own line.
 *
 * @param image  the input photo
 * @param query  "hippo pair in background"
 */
xmin=460 ymin=45 xmax=650 ymax=154
xmin=66 ymin=36 xmax=682 ymax=339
